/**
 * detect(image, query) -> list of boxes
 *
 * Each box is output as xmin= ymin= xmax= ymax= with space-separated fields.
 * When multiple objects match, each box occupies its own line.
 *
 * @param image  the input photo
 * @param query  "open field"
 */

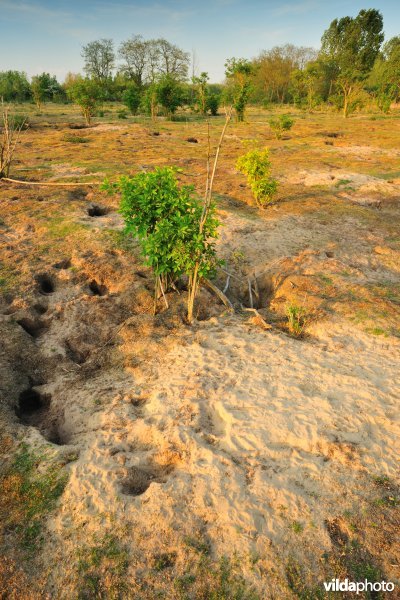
xmin=1 ymin=104 xmax=400 ymax=598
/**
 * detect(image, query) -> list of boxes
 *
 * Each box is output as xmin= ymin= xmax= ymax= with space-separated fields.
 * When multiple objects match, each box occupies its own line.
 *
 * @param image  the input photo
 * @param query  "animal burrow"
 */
xmin=121 ymin=462 xmax=175 ymax=497
xmin=65 ymin=338 xmax=90 ymax=365
xmin=53 ymin=258 xmax=71 ymax=269
xmin=36 ymin=274 xmax=55 ymax=295
xmin=87 ymin=204 xmax=109 ymax=217
xmin=186 ymin=137 xmax=198 ymax=143
xmin=33 ymin=303 xmax=48 ymax=315
xmin=240 ymin=273 xmax=275 ymax=309
xmin=15 ymin=388 xmax=66 ymax=445
xmin=17 ymin=317 xmax=48 ymax=338
xmin=89 ymin=280 xmax=108 ymax=296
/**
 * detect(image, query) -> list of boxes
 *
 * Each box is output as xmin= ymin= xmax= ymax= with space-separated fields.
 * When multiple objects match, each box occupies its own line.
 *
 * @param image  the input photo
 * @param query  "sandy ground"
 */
xmin=1 ymin=106 xmax=400 ymax=598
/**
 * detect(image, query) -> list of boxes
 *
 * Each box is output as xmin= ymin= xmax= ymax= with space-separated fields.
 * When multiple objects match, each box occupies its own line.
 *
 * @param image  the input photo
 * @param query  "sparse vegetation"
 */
xmin=236 ymin=147 xmax=278 ymax=207
xmin=76 ymin=534 xmax=128 ymax=599
xmin=286 ymin=302 xmax=308 ymax=337
xmin=0 ymin=443 xmax=68 ymax=552
xmin=268 ymin=114 xmax=295 ymax=139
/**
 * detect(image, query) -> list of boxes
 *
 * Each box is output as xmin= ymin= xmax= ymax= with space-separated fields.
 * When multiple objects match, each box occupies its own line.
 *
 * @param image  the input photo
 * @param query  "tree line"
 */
xmin=0 ymin=9 xmax=399 ymax=121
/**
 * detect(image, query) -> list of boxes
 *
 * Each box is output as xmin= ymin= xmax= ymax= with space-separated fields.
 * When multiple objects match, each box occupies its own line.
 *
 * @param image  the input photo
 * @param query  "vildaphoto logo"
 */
xmin=323 ymin=578 xmax=395 ymax=594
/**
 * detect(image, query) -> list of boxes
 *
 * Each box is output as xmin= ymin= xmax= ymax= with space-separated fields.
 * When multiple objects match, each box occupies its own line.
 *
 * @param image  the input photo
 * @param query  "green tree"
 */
xmin=192 ymin=71 xmax=209 ymax=114
xmin=224 ymin=58 xmax=254 ymax=122
xmin=119 ymin=35 xmax=149 ymax=88
xmin=156 ymin=75 xmax=183 ymax=118
xmin=66 ymin=78 xmax=103 ymax=125
xmin=141 ymin=83 xmax=158 ymax=120
xmin=320 ymin=9 xmax=384 ymax=117
xmin=106 ymin=167 xmax=219 ymax=318
xmin=383 ymin=37 xmax=400 ymax=102
xmin=81 ymin=39 xmax=115 ymax=83
xmin=122 ymin=83 xmax=141 ymax=114
xmin=236 ymin=148 xmax=278 ymax=207
xmin=206 ymin=93 xmax=220 ymax=116
xmin=0 ymin=71 xmax=31 ymax=102
xmin=253 ymin=45 xmax=317 ymax=104
xmin=30 ymin=73 xmax=62 ymax=108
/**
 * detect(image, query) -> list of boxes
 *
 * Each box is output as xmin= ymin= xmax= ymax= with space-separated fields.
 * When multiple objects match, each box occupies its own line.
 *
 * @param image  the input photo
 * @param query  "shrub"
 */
xmin=206 ymin=93 xmax=220 ymax=116
xmin=156 ymin=75 xmax=183 ymax=119
xmin=117 ymin=109 xmax=128 ymax=119
xmin=10 ymin=114 xmax=29 ymax=130
xmin=66 ymin=78 xmax=103 ymax=125
xmin=236 ymin=148 xmax=278 ymax=207
xmin=62 ymin=134 xmax=89 ymax=143
xmin=269 ymin=114 xmax=294 ymax=139
xmin=286 ymin=302 xmax=308 ymax=337
xmin=104 ymin=167 xmax=220 ymax=311
xmin=122 ymin=83 xmax=141 ymax=115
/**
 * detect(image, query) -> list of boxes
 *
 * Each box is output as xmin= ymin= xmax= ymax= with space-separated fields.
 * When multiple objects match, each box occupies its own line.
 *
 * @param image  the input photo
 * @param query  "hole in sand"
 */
xmin=89 ymin=280 xmax=108 ymax=296
xmin=33 ymin=303 xmax=48 ymax=315
xmin=121 ymin=461 xmax=175 ymax=497
xmin=130 ymin=396 xmax=147 ymax=408
xmin=17 ymin=317 xmax=48 ymax=338
xmin=87 ymin=204 xmax=109 ymax=217
xmin=17 ymin=388 xmax=46 ymax=419
xmin=65 ymin=338 xmax=90 ymax=364
xmin=37 ymin=274 xmax=55 ymax=295
xmin=53 ymin=258 xmax=71 ymax=269
xmin=186 ymin=137 xmax=198 ymax=143
xmin=16 ymin=389 xmax=67 ymax=445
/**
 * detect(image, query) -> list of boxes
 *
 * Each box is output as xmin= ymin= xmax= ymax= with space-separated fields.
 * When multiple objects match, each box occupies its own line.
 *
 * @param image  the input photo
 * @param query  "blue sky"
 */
xmin=0 ymin=0 xmax=399 ymax=82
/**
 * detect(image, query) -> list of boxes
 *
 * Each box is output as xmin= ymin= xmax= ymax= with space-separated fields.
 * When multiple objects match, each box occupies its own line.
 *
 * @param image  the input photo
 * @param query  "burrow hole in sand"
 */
xmin=17 ymin=317 xmax=48 ymax=338
xmin=16 ymin=387 xmax=68 ymax=445
xmin=89 ymin=280 xmax=108 ymax=296
xmin=121 ymin=463 xmax=175 ymax=497
xmin=87 ymin=204 xmax=109 ymax=217
xmin=36 ymin=274 xmax=55 ymax=295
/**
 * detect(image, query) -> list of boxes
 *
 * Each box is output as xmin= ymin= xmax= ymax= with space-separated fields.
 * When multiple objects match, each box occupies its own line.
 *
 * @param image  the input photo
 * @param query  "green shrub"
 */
xmin=62 ymin=134 xmax=89 ymax=143
xmin=269 ymin=114 xmax=294 ymax=139
xmin=11 ymin=114 xmax=29 ymax=130
xmin=286 ymin=302 xmax=308 ymax=337
xmin=236 ymin=148 xmax=278 ymax=207
xmin=104 ymin=167 xmax=220 ymax=305
xmin=66 ymin=78 xmax=103 ymax=125
xmin=206 ymin=93 xmax=220 ymax=116
xmin=117 ymin=109 xmax=128 ymax=119
xmin=122 ymin=83 xmax=141 ymax=115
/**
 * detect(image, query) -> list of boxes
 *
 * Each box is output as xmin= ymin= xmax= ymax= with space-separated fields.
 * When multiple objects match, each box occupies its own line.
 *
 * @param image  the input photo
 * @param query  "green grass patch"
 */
xmin=76 ymin=534 xmax=128 ymax=599
xmin=0 ymin=443 xmax=68 ymax=553
xmin=62 ymin=134 xmax=90 ymax=144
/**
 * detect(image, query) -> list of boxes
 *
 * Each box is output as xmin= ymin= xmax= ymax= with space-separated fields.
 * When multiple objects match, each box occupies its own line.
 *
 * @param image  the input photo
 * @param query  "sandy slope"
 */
xmin=39 ymin=308 xmax=399 ymax=594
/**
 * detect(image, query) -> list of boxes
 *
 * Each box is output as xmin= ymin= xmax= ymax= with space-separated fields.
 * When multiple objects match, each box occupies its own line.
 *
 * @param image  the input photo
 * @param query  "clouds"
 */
xmin=0 ymin=0 xmax=71 ymax=20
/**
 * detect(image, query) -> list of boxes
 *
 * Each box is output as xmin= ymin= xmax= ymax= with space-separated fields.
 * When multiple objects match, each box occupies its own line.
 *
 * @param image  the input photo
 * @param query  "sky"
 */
xmin=0 ymin=0 xmax=399 ymax=83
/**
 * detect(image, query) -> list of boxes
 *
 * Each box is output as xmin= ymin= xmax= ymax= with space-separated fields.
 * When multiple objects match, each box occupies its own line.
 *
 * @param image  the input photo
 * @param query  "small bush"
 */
xmin=123 ymin=83 xmax=141 ymax=115
xmin=269 ymin=114 xmax=294 ymax=139
xmin=206 ymin=93 xmax=220 ymax=116
xmin=62 ymin=134 xmax=89 ymax=143
xmin=286 ymin=302 xmax=308 ymax=337
xmin=11 ymin=114 xmax=29 ymax=130
xmin=236 ymin=148 xmax=278 ymax=207
xmin=117 ymin=110 xmax=128 ymax=119
xmin=104 ymin=166 xmax=220 ymax=297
